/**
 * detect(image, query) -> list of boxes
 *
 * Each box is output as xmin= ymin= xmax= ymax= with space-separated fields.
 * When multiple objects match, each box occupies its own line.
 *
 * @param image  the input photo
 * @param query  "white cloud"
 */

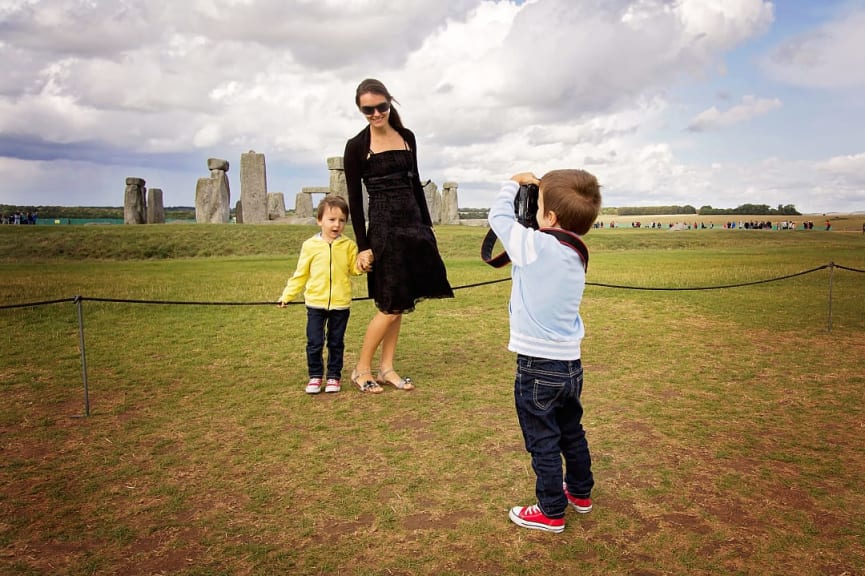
xmin=764 ymin=7 xmax=865 ymax=88
xmin=687 ymin=95 xmax=782 ymax=132
xmin=491 ymin=0 xmax=772 ymax=115
xmin=814 ymin=152 xmax=865 ymax=190
xmin=2 ymin=0 xmax=864 ymax=214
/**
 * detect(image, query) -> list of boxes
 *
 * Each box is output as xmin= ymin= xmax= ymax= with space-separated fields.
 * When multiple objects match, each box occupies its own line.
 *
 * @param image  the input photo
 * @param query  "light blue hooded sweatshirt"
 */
xmin=488 ymin=180 xmax=587 ymax=360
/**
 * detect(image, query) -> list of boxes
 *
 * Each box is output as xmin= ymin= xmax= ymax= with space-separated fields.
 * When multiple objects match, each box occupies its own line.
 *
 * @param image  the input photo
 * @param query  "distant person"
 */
xmin=277 ymin=195 xmax=364 ymax=394
xmin=344 ymin=78 xmax=453 ymax=394
xmin=489 ymin=169 xmax=601 ymax=533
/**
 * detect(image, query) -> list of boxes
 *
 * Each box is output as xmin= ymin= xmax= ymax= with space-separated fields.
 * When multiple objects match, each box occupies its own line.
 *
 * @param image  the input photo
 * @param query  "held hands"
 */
xmin=510 ymin=172 xmax=540 ymax=187
xmin=357 ymin=249 xmax=374 ymax=272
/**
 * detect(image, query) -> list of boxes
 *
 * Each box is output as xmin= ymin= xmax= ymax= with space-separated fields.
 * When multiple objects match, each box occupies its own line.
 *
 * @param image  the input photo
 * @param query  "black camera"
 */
xmin=481 ymin=183 xmax=539 ymax=268
xmin=482 ymin=181 xmax=589 ymax=270
xmin=515 ymin=183 xmax=539 ymax=230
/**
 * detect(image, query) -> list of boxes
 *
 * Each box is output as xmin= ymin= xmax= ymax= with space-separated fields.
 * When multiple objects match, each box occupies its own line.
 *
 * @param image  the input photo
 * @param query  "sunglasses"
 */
xmin=360 ymin=102 xmax=391 ymax=116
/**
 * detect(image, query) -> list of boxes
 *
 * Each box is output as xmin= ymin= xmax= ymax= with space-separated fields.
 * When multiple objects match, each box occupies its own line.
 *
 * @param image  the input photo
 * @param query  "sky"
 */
xmin=1 ymin=0 xmax=864 ymax=214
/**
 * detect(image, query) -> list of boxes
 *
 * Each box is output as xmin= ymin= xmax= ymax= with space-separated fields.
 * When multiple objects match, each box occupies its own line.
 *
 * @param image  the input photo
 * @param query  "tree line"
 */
xmin=462 ymin=203 xmax=802 ymax=218
xmin=0 ymin=205 xmax=197 ymax=220
xmin=3 ymin=203 xmax=802 ymax=220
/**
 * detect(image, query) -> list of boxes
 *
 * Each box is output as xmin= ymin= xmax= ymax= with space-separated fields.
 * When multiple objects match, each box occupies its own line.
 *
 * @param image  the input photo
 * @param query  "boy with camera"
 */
xmin=488 ymin=169 xmax=602 ymax=533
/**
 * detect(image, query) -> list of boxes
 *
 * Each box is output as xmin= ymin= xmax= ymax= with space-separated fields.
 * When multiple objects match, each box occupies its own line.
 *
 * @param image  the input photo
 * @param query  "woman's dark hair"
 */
xmin=355 ymin=78 xmax=404 ymax=131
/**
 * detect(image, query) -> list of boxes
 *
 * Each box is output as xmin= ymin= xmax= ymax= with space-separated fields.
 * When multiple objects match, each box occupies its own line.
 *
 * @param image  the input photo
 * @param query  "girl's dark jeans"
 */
xmin=514 ymin=354 xmax=594 ymax=518
xmin=306 ymin=307 xmax=350 ymax=380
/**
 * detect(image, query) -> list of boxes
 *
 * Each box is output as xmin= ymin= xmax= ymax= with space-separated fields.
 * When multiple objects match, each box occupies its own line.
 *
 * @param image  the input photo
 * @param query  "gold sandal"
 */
xmin=376 ymin=368 xmax=415 ymax=391
xmin=351 ymin=369 xmax=383 ymax=394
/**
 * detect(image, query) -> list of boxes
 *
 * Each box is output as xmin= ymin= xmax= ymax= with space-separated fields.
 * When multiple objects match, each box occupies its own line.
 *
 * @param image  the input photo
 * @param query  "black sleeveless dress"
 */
xmin=362 ymin=148 xmax=454 ymax=313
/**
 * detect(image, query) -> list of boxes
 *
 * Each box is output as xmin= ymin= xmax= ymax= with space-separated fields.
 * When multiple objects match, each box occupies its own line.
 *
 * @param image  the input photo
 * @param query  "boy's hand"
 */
xmin=277 ymin=301 xmax=287 ymax=308
xmin=510 ymin=172 xmax=540 ymax=187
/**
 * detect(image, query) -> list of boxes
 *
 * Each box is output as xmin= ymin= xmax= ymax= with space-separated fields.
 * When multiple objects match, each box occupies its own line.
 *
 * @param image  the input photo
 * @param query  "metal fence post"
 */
xmin=74 ymin=295 xmax=90 ymax=417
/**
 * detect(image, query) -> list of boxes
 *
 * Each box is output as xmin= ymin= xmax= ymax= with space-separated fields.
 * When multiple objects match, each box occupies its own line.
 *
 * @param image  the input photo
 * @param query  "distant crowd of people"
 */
xmin=592 ymin=219 xmax=834 ymax=231
xmin=1 ymin=211 xmax=38 ymax=225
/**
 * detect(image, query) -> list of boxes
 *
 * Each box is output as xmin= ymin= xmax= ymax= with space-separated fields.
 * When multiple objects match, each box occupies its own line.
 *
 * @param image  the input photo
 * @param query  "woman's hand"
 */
xmin=357 ymin=249 xmax=374 ymax=272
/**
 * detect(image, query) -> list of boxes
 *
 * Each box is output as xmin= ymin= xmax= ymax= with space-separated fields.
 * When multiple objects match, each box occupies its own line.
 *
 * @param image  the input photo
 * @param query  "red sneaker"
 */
xmin=324 ymin=378 xmax=341 ymax=393
xmin=563 ymin=483 xmax=592 ymax=513
xmin=508 ymin=504 xmax=565 ymax=533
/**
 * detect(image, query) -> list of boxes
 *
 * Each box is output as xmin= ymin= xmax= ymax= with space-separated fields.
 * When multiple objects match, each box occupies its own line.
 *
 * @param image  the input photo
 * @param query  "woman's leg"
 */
xmin=355 ymin=311 xmax=401 ymax=374
xmin=378 ymin=314 xmax=414 ymax=389
xmin=378 ymin=314 xmax=403 ymax=373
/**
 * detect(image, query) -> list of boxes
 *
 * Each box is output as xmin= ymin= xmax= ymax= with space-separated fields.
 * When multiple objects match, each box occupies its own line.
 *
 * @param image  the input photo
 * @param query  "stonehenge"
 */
xmin=146 ymin=188 xmax=165 ymax=224
xmin=441 ymin=182 xmax=460 ymax=225
xmin=267 ymin=192 xmax=286 ymax=220
xmin=124 ymin=178 xmax=147 ymax=224
xmin=123 ymin=178 xmax=166 ymax=224
xmin=128 ymin=151 xmax=461 ymax=225
xmin=294 ymin=156 xmax=459 ymax=224
xmin=295 ymin=189 xmax=320 ymax=219
xmin=195 ymin=158 xmax=231 ymax=223
xmin=240 ymin=151 xmax=268 ymax=223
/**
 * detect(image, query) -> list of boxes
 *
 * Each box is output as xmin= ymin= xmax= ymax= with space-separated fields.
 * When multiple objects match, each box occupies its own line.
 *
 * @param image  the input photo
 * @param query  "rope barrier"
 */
xmin=834 ymin=263 xmax=865 ymax=274
xmin=0 ymin=262 xmax=859 ymax=309
xmin=2 ymin=261 xmax=860 ymax=417
xmin=0 ymin=297 xmax=74 ymax=310
xmin=586 ymin=264 xmax=829 ymax=291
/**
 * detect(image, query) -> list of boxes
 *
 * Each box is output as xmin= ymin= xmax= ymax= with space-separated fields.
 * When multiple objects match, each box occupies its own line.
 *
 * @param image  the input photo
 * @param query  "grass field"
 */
xmin=1 ymin=222 xmax=864 ymax=575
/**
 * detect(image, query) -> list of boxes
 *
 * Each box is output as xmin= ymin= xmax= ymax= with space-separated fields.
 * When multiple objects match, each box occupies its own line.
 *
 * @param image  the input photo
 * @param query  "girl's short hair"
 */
xmin=540 ymin=169 xmax=602 ymax=235
xmin=317 ymin=195 xmax=349 ymax=220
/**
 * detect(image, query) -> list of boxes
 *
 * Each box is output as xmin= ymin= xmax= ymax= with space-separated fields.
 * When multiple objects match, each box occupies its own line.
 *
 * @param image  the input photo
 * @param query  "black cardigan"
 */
xmin=343 ymin=125 xmax=433 ymax=252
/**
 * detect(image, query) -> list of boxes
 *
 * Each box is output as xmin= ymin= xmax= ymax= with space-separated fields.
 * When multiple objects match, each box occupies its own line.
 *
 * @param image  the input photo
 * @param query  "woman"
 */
xmin=344 ymin=78 xmax=454 ymax=393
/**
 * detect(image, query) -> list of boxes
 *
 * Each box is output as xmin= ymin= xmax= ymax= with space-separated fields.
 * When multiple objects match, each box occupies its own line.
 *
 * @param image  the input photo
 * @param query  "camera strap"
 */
xmin=480 ymin=227 xmax=589 ymax=271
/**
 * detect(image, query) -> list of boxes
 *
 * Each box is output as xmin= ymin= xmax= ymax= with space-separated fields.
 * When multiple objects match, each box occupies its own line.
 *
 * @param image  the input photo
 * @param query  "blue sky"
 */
xmin=1 ymin=0 xmax=864 ymax=213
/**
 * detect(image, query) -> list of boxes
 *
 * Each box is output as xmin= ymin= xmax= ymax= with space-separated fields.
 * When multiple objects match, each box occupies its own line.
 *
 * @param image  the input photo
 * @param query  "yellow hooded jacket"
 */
xmin=278 ymin=233 xmax=362 ymax=309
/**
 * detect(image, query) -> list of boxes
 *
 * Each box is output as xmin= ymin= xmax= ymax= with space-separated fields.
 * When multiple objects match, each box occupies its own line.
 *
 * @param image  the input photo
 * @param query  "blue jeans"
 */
xmin=306 ymin=307 xmax=350 ymax=380
xmin=514 ymin=354 xmax=594 ymax=518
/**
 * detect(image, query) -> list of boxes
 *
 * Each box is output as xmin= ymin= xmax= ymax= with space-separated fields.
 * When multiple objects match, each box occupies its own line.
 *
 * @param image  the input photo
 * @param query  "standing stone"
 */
xmin=195 ymin=158 xmax=230 ymax=223
xmin=146 ymin=188 xmax=165 ymax=224
xmin=124 ymin=177 xmax=146 ymax=224
xmin=441 ymin=182 xmax=460 ymax=224
xmin=423 ymin=180 xmax=441 ymax=224
xmin=295 ymin=192 xmax=315 ymax=219
xmin=208 ymin=158 xmax=229 ymax=172
xmin=240 ymin=150 xmax=268 ymax=223
xmin=268 ymin=193 xmax=286 ymax=220
xmin=327 ymin=157 xmax=347 ymax=201
xmin=235 ymin=200 xmax=243 ymax=224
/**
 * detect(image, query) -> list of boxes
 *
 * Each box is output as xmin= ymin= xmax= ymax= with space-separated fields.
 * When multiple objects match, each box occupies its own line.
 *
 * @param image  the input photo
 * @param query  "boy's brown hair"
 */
xmin=539 ymin=169 xmax=602 ymax=235
xmin=316 ymin=195 xmax=349 ymax=220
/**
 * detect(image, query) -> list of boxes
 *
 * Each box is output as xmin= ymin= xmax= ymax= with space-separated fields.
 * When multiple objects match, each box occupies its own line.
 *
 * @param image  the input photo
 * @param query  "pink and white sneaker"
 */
xmin=305 ymin=378 xmax=322 ymax=394
xmin=325 ymin=378 xmax=341 ymax=393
